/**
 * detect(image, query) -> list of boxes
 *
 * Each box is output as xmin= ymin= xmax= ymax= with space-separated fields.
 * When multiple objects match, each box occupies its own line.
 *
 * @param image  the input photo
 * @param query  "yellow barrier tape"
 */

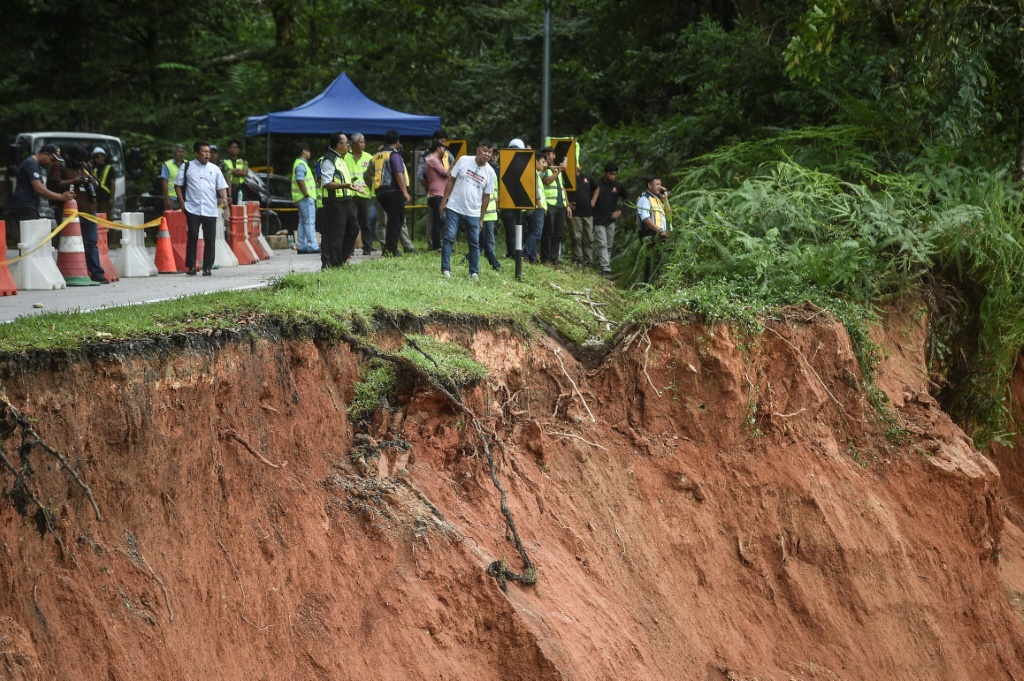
xmin=1 ymin=211 xmax=161 ymax=268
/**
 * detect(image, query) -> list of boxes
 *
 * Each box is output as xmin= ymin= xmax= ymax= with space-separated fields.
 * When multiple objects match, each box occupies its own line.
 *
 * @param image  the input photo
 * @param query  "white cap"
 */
xmin=92 ymin=147 xmax=106 ymax=156
xmin=508 ymin=138 xmax=525 ymax=149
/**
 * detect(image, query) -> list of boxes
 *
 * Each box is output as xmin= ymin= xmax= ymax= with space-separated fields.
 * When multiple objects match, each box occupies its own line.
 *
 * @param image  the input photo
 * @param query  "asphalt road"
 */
xmin=0 ymin=247 xmax=375 ymax=324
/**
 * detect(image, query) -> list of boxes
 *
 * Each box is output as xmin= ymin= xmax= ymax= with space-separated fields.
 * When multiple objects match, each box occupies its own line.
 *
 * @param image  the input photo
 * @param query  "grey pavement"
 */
xmin=1 ymin=247 xmax=377 ymax=323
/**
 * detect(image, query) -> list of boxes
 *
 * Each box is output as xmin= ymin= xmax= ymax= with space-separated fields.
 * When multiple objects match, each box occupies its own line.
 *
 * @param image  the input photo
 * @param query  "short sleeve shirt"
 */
xmin=592 ymin=178 xmax=628 ymax=225
xmin=446 ymin=156 xmax=496 ymax=217
xmin=12 ymin=156 xmax=45 ymax=210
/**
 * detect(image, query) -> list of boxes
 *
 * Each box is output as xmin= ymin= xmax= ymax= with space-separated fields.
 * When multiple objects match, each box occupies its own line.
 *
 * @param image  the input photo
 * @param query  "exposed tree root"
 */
xmin=351 ymin=318 xmax=537 ymax=592
xmin=221 ymin=428 xmax=287 ymax=469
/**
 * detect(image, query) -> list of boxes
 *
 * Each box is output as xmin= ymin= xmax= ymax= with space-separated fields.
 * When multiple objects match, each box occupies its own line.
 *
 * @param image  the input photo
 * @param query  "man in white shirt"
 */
xmin=438 ymin=140 xmax=496 ymax=280
xmin=174 ymin=141 xmax=229 ymax=276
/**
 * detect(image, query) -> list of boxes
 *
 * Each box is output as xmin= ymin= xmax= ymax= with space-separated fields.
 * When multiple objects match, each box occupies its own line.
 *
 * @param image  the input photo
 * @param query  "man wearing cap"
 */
xmin=174 ymin=141 xmax=229 ymax=276
xmin=208 ymin=144 xmax=220 ymax=169
xmin=91 ymin=147 xmax=115 ymax=216
xmin=160 ymin=143 xmax=186 ymax=211
xmin=8 ymin=144 xmax=72 ymax=242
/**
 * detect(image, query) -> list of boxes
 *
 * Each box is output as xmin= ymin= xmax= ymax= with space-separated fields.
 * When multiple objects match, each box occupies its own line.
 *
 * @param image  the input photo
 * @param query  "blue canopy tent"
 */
xmin=245 ymin=72 xmax=441 ymax=138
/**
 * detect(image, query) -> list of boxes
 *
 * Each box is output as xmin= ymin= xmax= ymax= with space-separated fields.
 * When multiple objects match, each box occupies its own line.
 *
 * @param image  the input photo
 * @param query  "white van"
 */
xmin=4 ymin=131 xmax=129 ymax=221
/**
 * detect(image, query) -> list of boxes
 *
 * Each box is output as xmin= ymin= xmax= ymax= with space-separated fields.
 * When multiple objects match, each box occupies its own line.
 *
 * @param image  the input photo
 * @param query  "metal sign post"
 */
xmin=498 ymin=148 xmax=537 ymax=281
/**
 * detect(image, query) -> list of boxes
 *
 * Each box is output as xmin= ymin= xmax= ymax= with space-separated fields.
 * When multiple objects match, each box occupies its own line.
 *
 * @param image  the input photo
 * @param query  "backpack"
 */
xmin=371 ymin=149 xmax=396 ymax=191
xmin=313 ymin=156 xmax=324 ymax=184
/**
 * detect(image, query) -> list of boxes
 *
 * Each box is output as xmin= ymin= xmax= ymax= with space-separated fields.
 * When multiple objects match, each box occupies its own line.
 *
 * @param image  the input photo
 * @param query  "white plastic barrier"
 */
xmin=116 ymin=212 xmax=158 ymax=277
xmin=213 ymin=211 xmax=238 ymax=269
xmin=11 ymin=219 xmax=66 ymax=290
xmin=256 ymin=228 xmax=274 ymax=259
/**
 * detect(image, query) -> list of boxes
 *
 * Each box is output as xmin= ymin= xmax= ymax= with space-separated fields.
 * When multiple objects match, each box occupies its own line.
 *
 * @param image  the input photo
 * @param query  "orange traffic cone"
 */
xmin=56 ymin=198 xmax=100 ymax=286
xmin=155 ymin=216 xmax=179 ymax=273
xmin=0 ymin=220 xmax=17 ymax=296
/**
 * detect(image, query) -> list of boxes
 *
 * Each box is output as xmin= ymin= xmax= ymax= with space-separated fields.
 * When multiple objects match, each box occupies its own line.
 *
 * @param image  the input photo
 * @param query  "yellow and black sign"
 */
xmin=446 ymin=139 xmax=467 ymax=162
xmin=498 ymin=149 xmax=537 ymax=210
xmin=547 ymin=137 xmax=577 ymax=191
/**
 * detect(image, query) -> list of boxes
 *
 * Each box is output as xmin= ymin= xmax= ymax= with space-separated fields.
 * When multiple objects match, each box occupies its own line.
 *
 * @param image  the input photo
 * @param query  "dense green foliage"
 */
xmin=633 ymin=129 xmax=1024 ymax=445
xmin=3 ymin=0 xmax=1023 ymax=443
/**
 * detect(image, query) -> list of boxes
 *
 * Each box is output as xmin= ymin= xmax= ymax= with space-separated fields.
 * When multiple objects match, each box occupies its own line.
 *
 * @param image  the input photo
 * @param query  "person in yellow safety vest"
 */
xmin=539 ymin=146 xmax=573 ymax=264
xmin=372 ymin=130 xmax=411 ymax=257
xmin=319 ymin=131 xmax=361 ymax=268
xmin=521 ymin=151 xmax=548 ymax=263
xmin=635 ymin=174 xmax=672 ymax=283
xmin=345 ymin=132 xmax=376 ymax=255
xmin=480 ymin=148 xmax=502 ymax=271
xmin=91 ymin=146 xmax=114 ymax=215
xmin=291 ymin=142 xmax=319 ymax=254
xmin=222 ymin=139 xmax=250 ymax=204
xmin=160 ymin=143 xmax=186 ymax=211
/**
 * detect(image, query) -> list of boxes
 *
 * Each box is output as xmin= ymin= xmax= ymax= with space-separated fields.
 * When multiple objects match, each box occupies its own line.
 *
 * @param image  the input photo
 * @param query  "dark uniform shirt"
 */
xmin=567 ymin=174 xmax=595 ymax=218
xmin=12 ymin=156 xmax=45 ymax=211
xmin=592 ymin=177 xmax=628 ymax=225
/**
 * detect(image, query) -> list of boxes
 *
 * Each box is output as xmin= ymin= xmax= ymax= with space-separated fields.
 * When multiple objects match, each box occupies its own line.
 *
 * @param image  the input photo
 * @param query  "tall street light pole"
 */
xmin=542 ymin=0 xmax=551 ymax=144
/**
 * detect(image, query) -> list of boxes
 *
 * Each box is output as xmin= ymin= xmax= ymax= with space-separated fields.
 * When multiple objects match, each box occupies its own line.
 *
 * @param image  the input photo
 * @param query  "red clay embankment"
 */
xmin=0 ymin=311 xmax=1021 ymax=680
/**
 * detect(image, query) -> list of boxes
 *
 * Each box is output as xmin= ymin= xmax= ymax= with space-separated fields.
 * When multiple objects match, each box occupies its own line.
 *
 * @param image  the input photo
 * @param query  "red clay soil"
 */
xmin=0 ymin=309 xmax=1021 ymax=680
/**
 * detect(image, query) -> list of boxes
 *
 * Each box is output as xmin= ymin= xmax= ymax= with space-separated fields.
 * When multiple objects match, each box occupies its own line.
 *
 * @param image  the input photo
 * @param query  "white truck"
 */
xmin=3 ymin=131 xmax=136 ymax=224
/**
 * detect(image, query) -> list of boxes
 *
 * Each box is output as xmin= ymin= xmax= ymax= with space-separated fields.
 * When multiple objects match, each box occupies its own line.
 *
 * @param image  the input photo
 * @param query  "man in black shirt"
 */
xmin=8 ymin=144 xmax=72 ymax=243
xmin=567 ymin=164 xmax=597 ymax=266
xmin=591 ymin=161 xmax=629 ymax=277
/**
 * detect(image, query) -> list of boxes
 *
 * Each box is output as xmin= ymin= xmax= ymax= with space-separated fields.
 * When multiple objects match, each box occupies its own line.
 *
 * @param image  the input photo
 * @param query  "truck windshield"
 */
xmin=32 ymin=137 xmax=123 ymax=177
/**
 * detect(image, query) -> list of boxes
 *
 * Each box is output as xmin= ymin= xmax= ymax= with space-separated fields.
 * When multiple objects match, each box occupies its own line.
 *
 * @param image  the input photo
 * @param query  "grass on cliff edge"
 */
xmin=0 ymin=251 xmax=630 ymax=354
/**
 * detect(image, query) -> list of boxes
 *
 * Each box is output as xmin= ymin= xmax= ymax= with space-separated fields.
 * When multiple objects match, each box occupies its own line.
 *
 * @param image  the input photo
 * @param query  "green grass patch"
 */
xmin=347 ymin=359 xmax=397 ymax=423
xmin=398 ymin=334 xmax=488 ymax=392
xmin=0 ymin=252 xmax=630 ymax=354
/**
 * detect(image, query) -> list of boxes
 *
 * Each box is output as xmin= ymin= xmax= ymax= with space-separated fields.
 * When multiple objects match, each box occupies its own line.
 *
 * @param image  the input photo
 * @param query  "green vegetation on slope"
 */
xmin=0 ymin=252 xmax=628 ymax=355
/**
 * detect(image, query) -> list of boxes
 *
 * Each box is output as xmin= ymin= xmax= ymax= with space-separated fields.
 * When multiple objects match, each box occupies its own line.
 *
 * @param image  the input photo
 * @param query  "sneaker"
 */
xmin=442 ymin=270 xmax=451 ymax=278
xmin=470 ymin=272 xmax=479 ymax=282
xmin=202 ymin=270 xmax=212 ymax=276
xmin=90 ymin=274 xmax=110 ymax=284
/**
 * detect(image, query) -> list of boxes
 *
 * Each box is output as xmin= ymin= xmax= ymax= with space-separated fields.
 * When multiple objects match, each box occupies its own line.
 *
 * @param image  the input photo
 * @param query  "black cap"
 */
xmin=41 ymin=144 xmax=63 ymax=162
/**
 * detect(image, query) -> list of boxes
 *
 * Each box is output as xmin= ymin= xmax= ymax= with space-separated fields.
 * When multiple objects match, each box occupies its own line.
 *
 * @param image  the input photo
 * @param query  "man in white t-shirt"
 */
xmin=438 ymin=140 xmax=496 ymax=280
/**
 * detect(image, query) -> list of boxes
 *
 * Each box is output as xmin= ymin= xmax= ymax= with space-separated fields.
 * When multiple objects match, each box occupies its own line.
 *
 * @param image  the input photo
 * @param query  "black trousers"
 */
xmin=321 ymin=199 xmax=359 ymax=268
xmin=185 ymin=211 xmax=216 ymax=272
xmin=377 ymin=190 xmax=406 ymax=256
xmin=501 ymin=209 xmax=521 ymax=257
xmin=540 ymin=205 xmax=566 ymax=263
xmin=353 ymin=197 xmax=372 ymax=251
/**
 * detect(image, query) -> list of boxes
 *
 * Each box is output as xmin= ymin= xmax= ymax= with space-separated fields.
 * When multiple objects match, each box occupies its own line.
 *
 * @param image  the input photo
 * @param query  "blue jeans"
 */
xmin=522 ymin=208 xmax=545 ymax=262
xmin=441 ymin=210 xmax=480 ymax=274
xmin=296 ymin=196 xmax=317 ymax=251
xmin=482 ymin=220 xmax=501 ymax=270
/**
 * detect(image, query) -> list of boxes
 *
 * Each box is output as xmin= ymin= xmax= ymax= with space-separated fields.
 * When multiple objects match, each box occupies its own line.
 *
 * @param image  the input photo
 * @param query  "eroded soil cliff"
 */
xmin=0 ymin=310 xmax=1021 ymax=680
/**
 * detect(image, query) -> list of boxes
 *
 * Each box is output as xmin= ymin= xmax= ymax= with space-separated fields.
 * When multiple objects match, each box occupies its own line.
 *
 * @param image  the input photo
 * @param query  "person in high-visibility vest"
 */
xmin=345 ymin=132 xmax=375 ymax=255
xmin=320 ymin=132 xmax=361 ymax=268
xmin=539 ymin=146 xmax=573 ymax=265
xmin=160 ymin=143 xmax=185 ymax=211
xmin=372 ymin=130 xmax=411 ymax=257
xmin=635 ymin=174 xmax=672 ymax=283
xmin=222 ymin=139 xmax=249 ymax=204
xmin=91 ymin=146 xmax=115 ymax=216
xmin=522 ymin=151 xmax=548 ymax=264
xmin=291 ymin=142 xmax=319 ymax=254
xmin=480 ymin=147 xmax=502 ymax=271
